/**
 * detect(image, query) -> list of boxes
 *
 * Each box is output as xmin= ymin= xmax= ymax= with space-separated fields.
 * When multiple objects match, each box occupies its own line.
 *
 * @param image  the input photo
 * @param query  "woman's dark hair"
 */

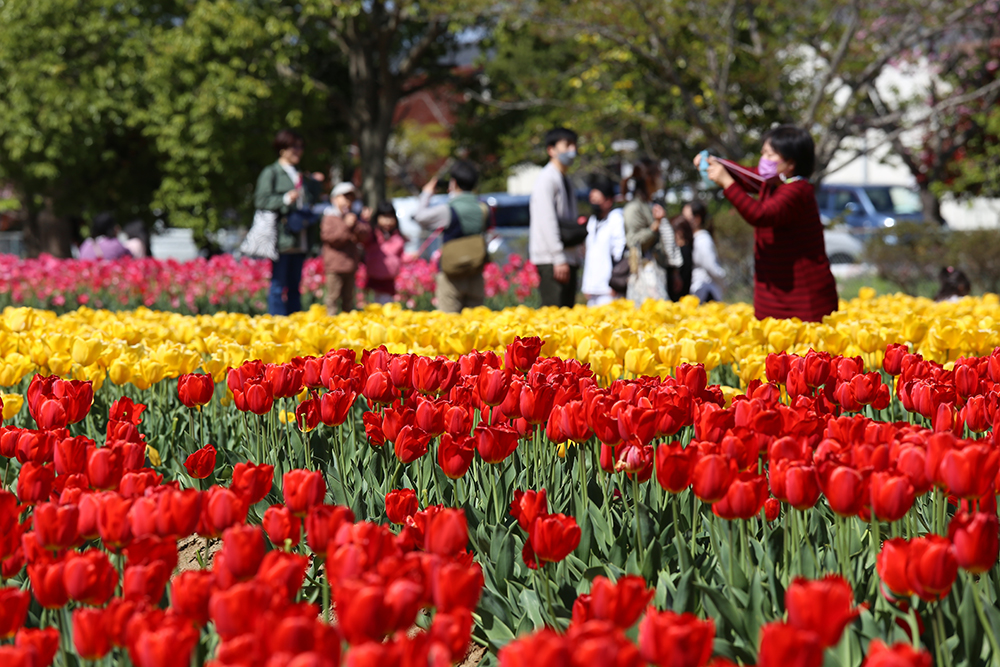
xmin=91 ymin=211 xmax=117 ymax=238
xmin=273 ymin=129 xmax=304 ymax=155
xmin=375 ymin=201 xmax=398 ymax=221
xmin=589 ymin=173 xmax=616 ymax=199
xmin=935 ymin=266 xmax=971 ymax=301
xmin=762 ymin=125 xmax=815 ymax=177
xmin=625 ymin=158 xmax=660 ymax=203
xmin=544 ymin=127 xmax=578 ymax=148
xmin=449 ymin=160 xmax=479 ymax=192
xmin=671 ymin=215 xmax=694 ymax=248
xmin=685 ymin=200 xmax=713 ymax=238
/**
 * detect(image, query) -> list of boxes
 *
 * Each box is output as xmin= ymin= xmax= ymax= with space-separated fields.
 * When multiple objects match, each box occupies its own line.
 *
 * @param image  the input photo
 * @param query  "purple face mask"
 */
xmin=757 ymin=157 xmax=780 ymax=180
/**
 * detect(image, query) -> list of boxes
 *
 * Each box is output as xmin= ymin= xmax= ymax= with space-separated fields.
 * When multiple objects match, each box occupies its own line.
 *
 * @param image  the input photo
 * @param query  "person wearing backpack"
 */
xmin=413 ymin=160 xmax=489 ymax=314
xmin=581 ymin=174 xmax=626 ymax=306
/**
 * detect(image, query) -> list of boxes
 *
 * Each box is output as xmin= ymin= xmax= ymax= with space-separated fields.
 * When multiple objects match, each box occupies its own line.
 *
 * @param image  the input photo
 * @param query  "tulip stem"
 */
xmin=189 ymin=409 xmax=197 ymax=450
xmin=632 ymin=474 xmax=644 ymax=566
xmin=539 ymin=565 xmax=557 ymax=628
xmin=934 ymin=604 xmax=953 ymax=667
xmin=972 ymin=574 xmax=1000 ymax=666
xmin=491 ymin=465 xmax=502 ymax=525
xmin=323 ymin=561 xmax=331 ymax=624
xmin=577 ymin=442 xmax=588 ymax=526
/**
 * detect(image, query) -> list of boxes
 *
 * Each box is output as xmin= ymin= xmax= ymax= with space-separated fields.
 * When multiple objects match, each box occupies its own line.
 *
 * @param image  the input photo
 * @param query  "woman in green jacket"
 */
xmin=254 ymin=129 xmax=322 ymax=316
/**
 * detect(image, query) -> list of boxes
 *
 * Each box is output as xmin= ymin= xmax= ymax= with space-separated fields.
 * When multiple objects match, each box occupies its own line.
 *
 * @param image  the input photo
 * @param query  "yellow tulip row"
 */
xmin=1 ymin=290 xmax=998 ymax=392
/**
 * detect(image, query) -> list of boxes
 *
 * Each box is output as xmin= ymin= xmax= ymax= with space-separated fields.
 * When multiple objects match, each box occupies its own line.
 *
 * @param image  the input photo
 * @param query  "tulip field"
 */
xmin=1 ymin=294 xmax=1000 ymax=667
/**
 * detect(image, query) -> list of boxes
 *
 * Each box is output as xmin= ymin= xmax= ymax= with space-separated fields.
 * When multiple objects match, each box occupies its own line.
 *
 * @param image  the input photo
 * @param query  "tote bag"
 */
xmin=240 ymin=210 xmax=279 ymax=261
xmin=625 ymin=247 xmax=668 ymax=304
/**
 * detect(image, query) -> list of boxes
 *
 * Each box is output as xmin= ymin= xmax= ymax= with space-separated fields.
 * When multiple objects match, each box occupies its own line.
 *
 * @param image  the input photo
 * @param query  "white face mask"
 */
xmin=557 ymin=149 xmax=577 ymax=167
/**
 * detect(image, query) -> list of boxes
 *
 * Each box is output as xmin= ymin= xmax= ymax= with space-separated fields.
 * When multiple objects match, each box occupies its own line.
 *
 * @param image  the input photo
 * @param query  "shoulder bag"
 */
xmin=439 ymin=205 xmax=487 ymax=278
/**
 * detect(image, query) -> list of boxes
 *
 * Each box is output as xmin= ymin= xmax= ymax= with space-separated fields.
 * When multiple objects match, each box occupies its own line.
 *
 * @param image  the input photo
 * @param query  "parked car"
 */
xmin=817 ymin=184 xmax=926 ymax=230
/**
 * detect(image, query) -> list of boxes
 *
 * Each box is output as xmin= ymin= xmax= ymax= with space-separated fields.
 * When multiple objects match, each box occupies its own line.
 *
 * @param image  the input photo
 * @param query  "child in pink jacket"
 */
xmin=364 ymin=201 xmax=407 ymax=304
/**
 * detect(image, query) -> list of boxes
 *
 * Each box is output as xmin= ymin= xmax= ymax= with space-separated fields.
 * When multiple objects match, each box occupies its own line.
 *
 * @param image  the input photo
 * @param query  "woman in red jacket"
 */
xmin=698 ymin=125 xmax=838 ymax=322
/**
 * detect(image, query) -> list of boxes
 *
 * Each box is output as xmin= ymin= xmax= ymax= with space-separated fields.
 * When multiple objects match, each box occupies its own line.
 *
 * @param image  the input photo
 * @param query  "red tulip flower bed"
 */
xmin=1 ymin=339 xmax=999 ymax=666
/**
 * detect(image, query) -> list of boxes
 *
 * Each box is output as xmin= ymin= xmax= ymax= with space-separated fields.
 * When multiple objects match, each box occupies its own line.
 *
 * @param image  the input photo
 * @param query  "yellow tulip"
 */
xmin=71 ymin=337 xmax=104 ymax=366
xmin=108 ymin=359 xmax=133 ymax=385
xmin=2 ymin=394 xmax=24 ymax=420
xmin=624 ymin=347 xmax=656 ymax=376
xmin=146 ymin=445 xmax=162 ymax=466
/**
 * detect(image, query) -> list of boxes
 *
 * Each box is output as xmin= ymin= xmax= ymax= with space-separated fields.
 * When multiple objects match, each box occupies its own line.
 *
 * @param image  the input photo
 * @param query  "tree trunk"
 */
xmin=358 ymin=123 xmax=391 ymax=208
xmin=918 ymin=186 xmax=946 ymax=225
xmin=22 ymin=196 xmax=73 ymax=258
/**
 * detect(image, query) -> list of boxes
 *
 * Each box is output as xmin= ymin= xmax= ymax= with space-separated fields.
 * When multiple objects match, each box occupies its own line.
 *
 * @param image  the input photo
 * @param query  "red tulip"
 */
xmin=72 ymin=608 xmax=111 ymax=660
xmin=230 ymin=462 xmax=274 ymax=505
xmin=263 ymin=504 xmax=301 ymax=547
xmin=282 ymin=469 xmax=326 ymax=515
xmin=171 ymin=570 xmax=214 ymax=627
xmin=498 ymin=628 xmax=571 ymax=667
xmin=335 ymin=581 xmax=392 ymax=643
xmin=363 ymin=411 xmax=386 ymax=447
xmin=209 ymin=581 xmax=268 ymax=640
xmin=863 ymin=640 xmax=932 ymax=667
xmin=304 ymin=504 xmax=354 ymax=557
xmin=691 ymin=454 xmax=737 ymax=504
xmin=475 ymin=424 xmax=520 ymax=464
xmin=478 ymin=366 xmax=510 ymax=406
xmin=130 ymin=623 xmax=200 ymax=667
xmin=906 ymin=534 xmax=958 ymax=602
xmin=638 ymin=608 xmax=715 ymax=667
xmin=217 ymin=525 xmax=265 ymax=583
xmin=266 ymin=363 xmax=304 ymax=399
xmin=572 ymin=575 xmax=653 ymax=630
xmin=393 ymin=425 xmax=431 ymax=464
xmin=97 ymin=492 xmax=133 ymax=549
xmin=425 ymin=508 xmax=468 ymax=556
xmin=123 ymin=561 xmax=171 ymax=603
xmin=529 ymin=514 xmax=580 ymax=564
xmin=319 ymin=389 xmax=354 ymax=427
xmin=0 ymin=587 xmax=30 ymax=638
xmin=505 ymin=336 xmax=543 ymax=373
xmin=153 ymin=488 xmax=202 ymax=540
xmin=432 ymin=561 xmax=485 ymax=614
xmin=784 ymin=463 xmax=821 ymax=510
xmin=0 ymin=645 xmax=35 ymax=667
xmin=821 ymin=465 xmax=868 ymax=517
xmin=54 ymin=435 xmax=91 ymax=476
xmin=256 ymin=550 xmax=309 ymax=602
xmin=883 ymin=344 xmax=908 ymax=376
xmin=184 ymin=444 xmax=217 ymax=479
xmin=14 ymin=627 xmax=60 ymax=667
xmin=786 ymin=575 xmax=860 ymax=648
xmin=63 ymin=549 xmax=118 ymax=606
xmin=200 ymin=487 xmax=248 ymax=538
xmin=519 ymin=382 xmax=556 ymax=425
xmin=764 ymin=497 xmax=781 ymax=522
xmin=948 ymin=511 xmax=1000 ymax=574
xmin=510 ymin=489 xmax=549 ymax=531
xmin=712 ymin=472 xmax=768 ymax=520
xmin=438 ymin=433 xmax=475 ymax=479
xmin=87 ymin=447 xmax=123 ymax=491
xmin=295 ymin=396 xmax=321 ymax=432
xmin=385 ymin=489 xmax=419 ymax=524
xmin=363 ymin=370 xmax=399 ymax=405
xmin=655 ymin=442 xmax=696 ymax=494
xmin=27 ymin=561 xmax=68 ymax=609
xmin=560 ymin=400 xmax=593 ymax=443
xmin=177 ymin=373 xmax=214 ymax=408
xmin=17 ymin=461 xmax=54 ymax=504
xmin=870 ymin=471 xmax=915 ymax=523
xmin=32 ymin=502 xmax=79 ymax=551
xmin=757 ymin=621 xmax=823 ymax=667
xmin=938 ymin=444 xmax=1000 ymax=500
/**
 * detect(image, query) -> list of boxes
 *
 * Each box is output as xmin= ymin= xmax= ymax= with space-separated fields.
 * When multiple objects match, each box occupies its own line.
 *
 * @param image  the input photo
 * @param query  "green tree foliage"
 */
xmin=0 ymin=0 xmax=169 ymax=255
xmin=139 ymin=0 xmax=347 ymax=237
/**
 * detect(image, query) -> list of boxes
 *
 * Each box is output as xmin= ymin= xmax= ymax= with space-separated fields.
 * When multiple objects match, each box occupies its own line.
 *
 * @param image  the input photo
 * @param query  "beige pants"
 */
xmin=325 ymin=272 xmax=356 ymax=315
xmin=436 ymin=272 xmax=485 ymax=314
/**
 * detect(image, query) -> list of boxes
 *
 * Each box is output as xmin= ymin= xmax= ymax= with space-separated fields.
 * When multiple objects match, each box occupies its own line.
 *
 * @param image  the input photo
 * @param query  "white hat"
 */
xmin=332 ymin=182 xmax=356 ymax=197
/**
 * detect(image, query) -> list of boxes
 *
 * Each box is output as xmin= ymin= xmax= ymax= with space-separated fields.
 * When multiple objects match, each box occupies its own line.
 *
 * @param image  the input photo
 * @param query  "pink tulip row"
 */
xmin=0 ymin=254 xmax=540 ymax=314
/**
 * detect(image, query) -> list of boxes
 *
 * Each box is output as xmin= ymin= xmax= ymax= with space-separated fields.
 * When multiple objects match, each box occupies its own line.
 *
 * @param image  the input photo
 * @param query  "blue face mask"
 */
xmin=758 ymin=157 xmax=780 ymax=180
xmin=557 ymin=149 xmax=577 ymax=167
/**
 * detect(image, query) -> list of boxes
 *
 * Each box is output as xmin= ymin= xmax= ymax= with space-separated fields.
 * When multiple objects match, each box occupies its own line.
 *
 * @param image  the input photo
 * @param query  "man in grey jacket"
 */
xmin=529 ymin=127 xmax=583 ymax=308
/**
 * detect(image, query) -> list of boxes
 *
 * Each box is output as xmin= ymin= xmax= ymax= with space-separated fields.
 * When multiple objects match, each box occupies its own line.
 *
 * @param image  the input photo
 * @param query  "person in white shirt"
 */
xmin=581 ymin=175 xmax=626 ymax=306
xmin=684 ymin=201 xmax=726 ymax=303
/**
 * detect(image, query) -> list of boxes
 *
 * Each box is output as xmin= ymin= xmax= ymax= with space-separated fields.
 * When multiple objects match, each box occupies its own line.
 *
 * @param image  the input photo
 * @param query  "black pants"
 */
xmin=536 ymin=264 xmax=579 ymax=308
